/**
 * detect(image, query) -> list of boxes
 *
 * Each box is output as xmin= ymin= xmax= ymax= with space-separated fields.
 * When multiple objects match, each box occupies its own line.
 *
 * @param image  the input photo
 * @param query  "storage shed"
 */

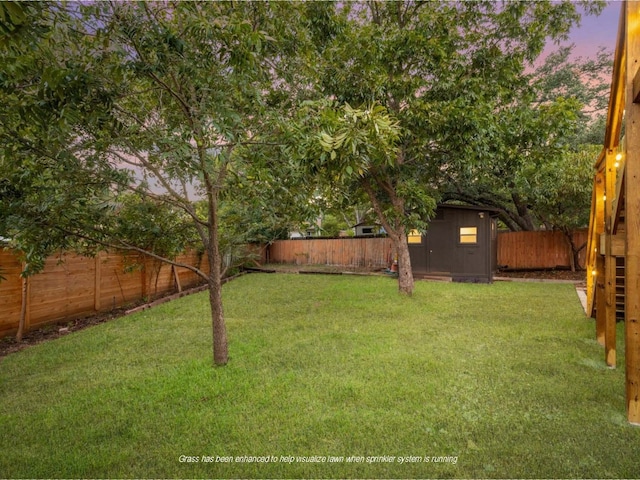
xmin=408 ymin=205 xmax=499 ymax=283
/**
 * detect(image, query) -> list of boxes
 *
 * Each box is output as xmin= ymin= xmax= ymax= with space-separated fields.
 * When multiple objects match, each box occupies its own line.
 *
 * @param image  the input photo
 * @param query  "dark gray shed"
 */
xmin=408 ymin=205 xmax=499 ymax=283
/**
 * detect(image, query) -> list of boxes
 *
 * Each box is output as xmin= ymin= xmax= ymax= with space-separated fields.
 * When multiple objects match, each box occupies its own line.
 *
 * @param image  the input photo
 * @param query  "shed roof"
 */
xmin=437 ymin=204 xmax=501 ymax=216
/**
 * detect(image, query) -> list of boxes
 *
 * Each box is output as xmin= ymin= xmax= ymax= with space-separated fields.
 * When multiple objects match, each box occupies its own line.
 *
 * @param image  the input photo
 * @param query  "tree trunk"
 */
xmin=561 ymin=228 xmax=586 ymax=272
xmin=359 ymin=177 xmax=415 ymax=295
xmin=574 ymin=242 xmax=587 ymax=271
xmin=568 ymin=244 xmax=576 ymax=272
xmin=206 ymin=170 xmax=229 ymax=366
xmin=208 ymin=275 xmax=228 ymax=366
xmin=207 ymin=234 xmax=228 ymax=365
xmin=396 ymin=233 xmax=414 ymax=295
xmin=498 ymin=212 xmax=521 ymax=232
xmin=511 ymin=192 xmax=537 ymax=230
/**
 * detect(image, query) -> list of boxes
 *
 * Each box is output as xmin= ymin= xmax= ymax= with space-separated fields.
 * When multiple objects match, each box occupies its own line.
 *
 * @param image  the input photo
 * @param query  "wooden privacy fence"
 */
xmin=266 ymin=230 xmax=588 ymax=271
xmin=266 ymin=237 xmax=394 ymax=269
xmin=497 ymin=230 xmax=588 ymax=270
xmin=0 ymin=249 xmax=208 ymax=339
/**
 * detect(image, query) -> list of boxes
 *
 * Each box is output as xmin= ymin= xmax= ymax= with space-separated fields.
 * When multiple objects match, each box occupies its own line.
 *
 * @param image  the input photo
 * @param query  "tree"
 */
xmin=440 ymin=95 xmax=585 ymax=231
xmin=0 ymin=1 xmax=314 ymax=364
xmin=80 ymin=2 xmax=318 ymax=365
xmin=296 ymin=1 xmax=604 ymax=294
xmin=440 ymin=44 xmax=612 ymax=232
xmin=0 ymin=1 xmax=120 ymax=275
xmin=296 ymin=100 xmax=434 ymax=294
xmin=531 ymin=145 xmax=599 ymax=270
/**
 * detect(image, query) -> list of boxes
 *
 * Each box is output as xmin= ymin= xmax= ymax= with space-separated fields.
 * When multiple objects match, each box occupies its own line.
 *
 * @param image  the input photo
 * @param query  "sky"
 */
xmin=564 ymin=1 xmax=621 ymax=58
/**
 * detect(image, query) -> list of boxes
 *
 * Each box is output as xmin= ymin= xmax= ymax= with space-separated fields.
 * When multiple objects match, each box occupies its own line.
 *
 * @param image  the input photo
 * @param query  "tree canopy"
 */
xmin=440 ymin=44 xmax=611 ymax=233
xmin=0 ymin=0 xmax=608 ymax=359
xmin=292 ymin=0 xmax=605 ymax=293
xmin=1 ymin=1 xmax=317 ymax=364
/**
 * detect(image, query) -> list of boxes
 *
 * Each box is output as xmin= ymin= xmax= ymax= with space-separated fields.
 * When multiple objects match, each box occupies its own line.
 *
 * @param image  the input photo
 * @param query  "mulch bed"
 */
xmin=0 ymin=268 xmax=587 ymax=359
xmin=497 ymin=269 xmax=585 ymax=283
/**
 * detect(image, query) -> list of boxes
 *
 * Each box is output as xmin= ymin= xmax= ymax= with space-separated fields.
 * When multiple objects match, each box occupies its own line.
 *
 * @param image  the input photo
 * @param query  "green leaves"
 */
xmin=531 ymin=144 xmax=598 ymax=230
xmin=314 ymin=102 xmax=401 ymax=181
xmin=0 ymin=1 xmax=27 ymax=34
xmin=112 ymin=194 xmax=198 ymax=260
xmin=438 ymin=39 xmax=609 ymax=232
xmin=0 ymin=0 xmax=608 ymax=282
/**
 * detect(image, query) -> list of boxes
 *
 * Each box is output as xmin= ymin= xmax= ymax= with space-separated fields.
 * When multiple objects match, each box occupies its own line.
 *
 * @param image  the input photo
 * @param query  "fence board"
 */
xmin=497 ymin=230 xmax=588 ymax=270
xmin=0 ymin=250 xmax=23 ymax=337
xmin=267 ymin=237 xmax=394 ymax=269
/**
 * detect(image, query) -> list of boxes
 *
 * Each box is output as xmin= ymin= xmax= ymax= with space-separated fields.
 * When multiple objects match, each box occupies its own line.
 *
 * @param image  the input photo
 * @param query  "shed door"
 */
xmin=455 ymin=213 xmax=488 ymax=279
xmin=408 ymin=230 xmax=427 ymax=273
xmin=427 ymin=221 xmax=454 ymax=274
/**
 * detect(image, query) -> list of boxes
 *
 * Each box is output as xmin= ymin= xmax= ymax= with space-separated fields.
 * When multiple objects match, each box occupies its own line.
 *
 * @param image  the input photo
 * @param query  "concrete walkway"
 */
xmin=575 ymin=286 xmax=588 ymax=315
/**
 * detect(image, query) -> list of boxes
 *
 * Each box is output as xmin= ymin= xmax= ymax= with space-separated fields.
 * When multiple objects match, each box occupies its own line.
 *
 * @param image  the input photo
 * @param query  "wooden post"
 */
xmin=94 ymin=252 xmax=102 ymax=311
xmin=595 ymin=171 xmax=606 ymax=345
xmin=141 ymin=257 xmax=148 ymax=301
xmin=625 ymin=0 xmax=640 ymax=425
xmin=586 ymin=173 xmax=601 ymax=317
xmin=605 ymin=149 xmax=618 ymax=367
xmin=172 ymin=265 xmax=183 ymax=293
xmin=17 ymin=266 xmax=30 ymax=342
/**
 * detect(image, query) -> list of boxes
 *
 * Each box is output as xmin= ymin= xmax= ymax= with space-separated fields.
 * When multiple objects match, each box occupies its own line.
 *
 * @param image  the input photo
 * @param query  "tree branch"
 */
xmin=56 ymin=225 xmax=210 ymax=281
xmin=361 ymin=176 xmax=398 ymax=242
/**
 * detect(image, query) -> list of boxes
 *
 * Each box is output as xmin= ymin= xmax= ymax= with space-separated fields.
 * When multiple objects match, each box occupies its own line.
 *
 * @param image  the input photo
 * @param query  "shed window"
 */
xmin=407 ymin=229 xmax=423 ymax=244
xmin=459 ymin=226 xmax=477 ymax=244
xmin=362 ymin=227 xmax=374 ymax=235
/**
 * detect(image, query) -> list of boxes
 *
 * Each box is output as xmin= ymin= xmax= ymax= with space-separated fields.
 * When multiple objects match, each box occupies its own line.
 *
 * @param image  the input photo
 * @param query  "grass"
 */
xmin=1 ymin=273 xmax=639 ymax=478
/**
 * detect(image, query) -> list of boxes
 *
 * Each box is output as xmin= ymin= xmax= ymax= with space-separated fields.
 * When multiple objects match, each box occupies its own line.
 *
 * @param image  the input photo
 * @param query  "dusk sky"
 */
xmin=564 ymin=1 xmax=621 ymax=58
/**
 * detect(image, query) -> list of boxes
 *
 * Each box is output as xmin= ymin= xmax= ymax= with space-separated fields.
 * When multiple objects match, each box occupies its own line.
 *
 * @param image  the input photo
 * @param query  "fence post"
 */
xmin=172 ymin=265 xmax=183 ymax=293
xmin=17 ymin=264 xmax=31 ymax=341
xmin=94 ymin=252 xmax=102 ymax=311
xmin=141 ymin=257 xmax=148 ymax=301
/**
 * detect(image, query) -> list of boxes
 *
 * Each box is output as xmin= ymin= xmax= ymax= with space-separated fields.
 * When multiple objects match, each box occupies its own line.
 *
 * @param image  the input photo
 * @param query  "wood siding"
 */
xmin=0 ymin=249 xmax=208 ymax=338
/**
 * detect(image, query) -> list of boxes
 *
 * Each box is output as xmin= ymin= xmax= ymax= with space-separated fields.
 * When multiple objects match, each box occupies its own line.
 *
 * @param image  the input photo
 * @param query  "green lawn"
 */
xmin=1 ymin=274 xmax=638 ymax=478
